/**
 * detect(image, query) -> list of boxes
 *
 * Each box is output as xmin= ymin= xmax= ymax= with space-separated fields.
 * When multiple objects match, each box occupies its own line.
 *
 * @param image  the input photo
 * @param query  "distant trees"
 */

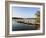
xmin=35 ymin=11 xmax=40 ymax=29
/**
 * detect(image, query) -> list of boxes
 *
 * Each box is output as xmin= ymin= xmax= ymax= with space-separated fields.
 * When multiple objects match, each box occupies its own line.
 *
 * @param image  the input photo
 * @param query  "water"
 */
xmin=12 ymin=19 xmax=36 ymax=31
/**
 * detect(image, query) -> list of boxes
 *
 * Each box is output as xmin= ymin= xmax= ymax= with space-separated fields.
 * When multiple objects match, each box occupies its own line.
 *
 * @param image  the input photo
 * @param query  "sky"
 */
xmin=12 ymin=7 xmax=40 ymax=18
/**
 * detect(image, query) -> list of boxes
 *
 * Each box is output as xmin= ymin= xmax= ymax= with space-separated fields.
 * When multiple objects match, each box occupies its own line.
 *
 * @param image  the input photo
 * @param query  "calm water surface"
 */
xmin=12 ymin=19 xmax=36 ymax=31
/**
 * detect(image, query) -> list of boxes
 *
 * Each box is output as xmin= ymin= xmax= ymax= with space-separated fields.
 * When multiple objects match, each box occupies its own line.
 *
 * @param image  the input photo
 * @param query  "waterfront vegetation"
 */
xmin=35 ymin=11 xmax=40 ymax=29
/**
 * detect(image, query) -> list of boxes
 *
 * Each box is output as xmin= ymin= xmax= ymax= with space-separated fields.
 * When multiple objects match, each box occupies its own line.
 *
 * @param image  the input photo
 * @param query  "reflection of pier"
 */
xmin=16 ymin=20 xmax=39 ymax=25
xmin=17 ymin=21 xmax=39 ymax=25
xmin=12 ymin=17 xmax=40 ymax=25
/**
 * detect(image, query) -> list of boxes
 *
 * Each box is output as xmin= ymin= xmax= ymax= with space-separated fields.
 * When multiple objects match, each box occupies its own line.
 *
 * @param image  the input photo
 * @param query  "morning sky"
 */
xmin=12 ymin=7 xmax=40 ymax=18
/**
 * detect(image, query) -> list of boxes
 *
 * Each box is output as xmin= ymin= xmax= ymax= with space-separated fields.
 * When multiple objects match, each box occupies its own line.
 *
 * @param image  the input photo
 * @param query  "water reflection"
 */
xmin=12 ymin=19 xmax=36 ymax=31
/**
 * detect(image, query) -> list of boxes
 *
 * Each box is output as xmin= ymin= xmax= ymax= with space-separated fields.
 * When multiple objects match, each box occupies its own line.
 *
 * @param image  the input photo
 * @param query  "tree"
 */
xmin=35 ymin=11 xmax=40 ymax=29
